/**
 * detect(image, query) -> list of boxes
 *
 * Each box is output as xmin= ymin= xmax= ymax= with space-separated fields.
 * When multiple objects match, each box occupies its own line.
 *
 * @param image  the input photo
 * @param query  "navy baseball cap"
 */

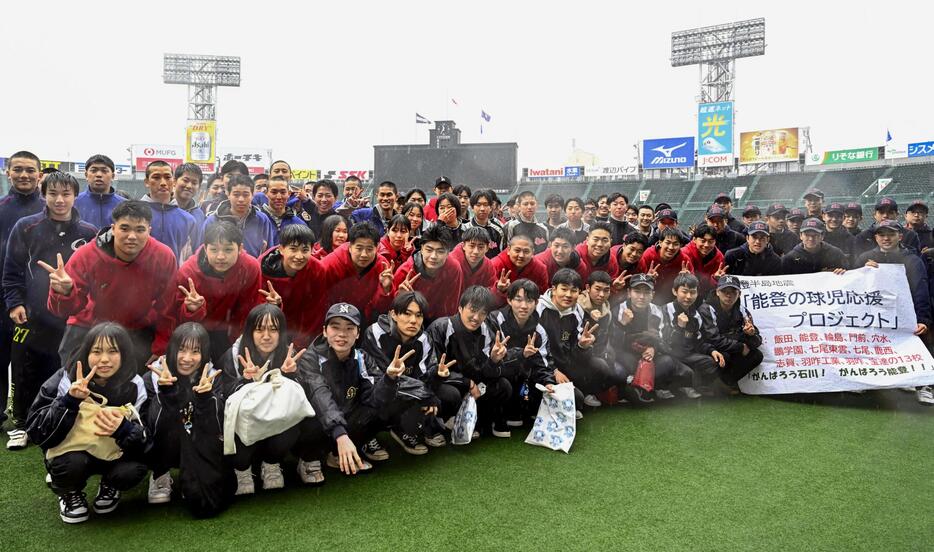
xmin=629 ymin=273 xmax=655 ymax=290
xmin=746 ymin=221 xmax=769 ymax=236
xmin=706 ymin=205 xmax=726 ymax=219
xmin=717 ymin=275 xmax=741 ymax=290
xmin=907 ymin=200 xmax=929 ymax=214
xmin=844 ymin=202 xmax=863 ymax=215
xmin=800 ymin=217 xmax=825 ymax=233
xmin=767 ymin=203 xmax=788 ymax=217
xmin=714 ymin=192 xmax=732 ymax=204
xmin=804 ymin=189 xmax=824 ymax=200
xmin=325 ymin=303 xmax=362 ymax=326
xmin=874 ymin=220 xmax=902 ymax=234
xmin=654 ymin=202 xmax=672 ymax=213
xmin=825 ymin=202 xmax=845 ymax=215
xmin=787 ymin=208 xmax=806 ymax=221
xmin=435 ymin=176 xmax=452 ymax=188
xmin=656 ymin=208 xmax=678 ymax=222
xmin=875 ymin=197 xmax=898 ymax=212
xmin=742 ymin=204 xmax=761 ymax=216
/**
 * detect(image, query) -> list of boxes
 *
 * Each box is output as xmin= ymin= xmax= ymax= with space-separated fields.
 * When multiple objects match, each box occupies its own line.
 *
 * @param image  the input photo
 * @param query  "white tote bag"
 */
xmin=525 ymin=382 xmax=576 ymax=453
xmin=450 ymin=395 xmax=478 ymax=445
xmin=223 ymin=369 xmax=315 ymax=455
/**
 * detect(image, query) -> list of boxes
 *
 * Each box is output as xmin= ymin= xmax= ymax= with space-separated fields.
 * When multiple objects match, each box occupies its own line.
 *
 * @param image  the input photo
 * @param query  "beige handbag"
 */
xmin=46 ymin=392 xmax=139 ymax=461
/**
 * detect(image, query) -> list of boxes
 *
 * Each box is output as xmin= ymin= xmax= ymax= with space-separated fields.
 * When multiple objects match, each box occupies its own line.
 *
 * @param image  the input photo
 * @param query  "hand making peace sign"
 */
xmin=490 ymin=331 xmax=510 ymax=363
xmin=259 ymin=281 xmax=282 ymax=306
xmin=437 ymin=353 xmax=456 ymax=378
xmin=387 ymin=345 xmax=416 ymax=379
xmin=68 ymin=360 xmax=97 ymax=400
xmin=38 ymin=253 xmax=74 ymax=295
xmin=578 ymin=321 xmax=599 ymax=349
xmin=178 ymin=277 xmax=205 ymax=313
xmin=280 ymin=343 xmax=308 ymax=374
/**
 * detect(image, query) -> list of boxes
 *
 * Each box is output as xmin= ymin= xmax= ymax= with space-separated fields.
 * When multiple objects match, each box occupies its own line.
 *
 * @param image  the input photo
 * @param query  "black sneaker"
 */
xmin=390 ymin=430 xmax=428 ymax=455
xmin=59 ymin=491 xmax=89 ymax=524
xmin=361 ymin=438 xmax=390 ymax=462
xmin=93 ymin=483 xmax=120 ymax=514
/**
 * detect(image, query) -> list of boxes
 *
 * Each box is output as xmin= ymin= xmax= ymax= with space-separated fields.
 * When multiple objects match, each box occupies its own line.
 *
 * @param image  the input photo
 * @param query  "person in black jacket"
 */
xmin=781 ymin=218 xmax=849 ymax=275
xmin=361 ymin=291 xmax=448 ymax=453
xmin=606 ymin=192 xmax=636 ymax=246
xmin=143 ymin=322 xmax=232 ymax=515
xmin=661 ymin=273 xmax=725 ymax=397
xmin=724 ymin=221 xmax=782 ymax=276
xmin=3 ymin=173 xmax=98 ymax=451
xmin=611 ymin=274 xmax=692 ymax=403
xmin=295 ymin=302 xmax=407 ymax=478
xmin=713 ymin=192 xmax=747 ymax=233
xmin=218 ymin=304 xmax=309 ymax=494
xmin=822 ymin=202 xmax=857 ymax=263
xmin=27 ymin=322 xmax=148 ymax=524
xmin=843 ymin=202 xmax=863 ymax=236
xmin=489 ymin=279 xmax=556 ymax=428
xmin=905 ymin=200 xmax=932 ymax=253
xmin=426 ymin=285 xmax=513 ymax=438
xmin=702 ymin=276 xmax=763 ymax=391
xmin=764 ymin=203 xmax=799 ymax=256
xmin=854 ymin=197 xmax=921 ymax=256
xmin=706 ymin=205 xmax=745 ymax=255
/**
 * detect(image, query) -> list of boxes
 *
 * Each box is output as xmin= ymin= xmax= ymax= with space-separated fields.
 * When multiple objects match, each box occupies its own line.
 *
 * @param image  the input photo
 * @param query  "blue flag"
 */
xmin=886 ymin=129 xmax=892 ymax=142
xmin=481 ymin=110 xmax=491 ymax=122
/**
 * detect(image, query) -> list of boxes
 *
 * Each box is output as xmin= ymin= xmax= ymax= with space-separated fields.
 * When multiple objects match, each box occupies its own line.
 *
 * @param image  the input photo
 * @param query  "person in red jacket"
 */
xmin=449 ymin=226 xmax=497 ymax=293
xmin=680 ymin=223 xmax=727 ymax=296
xmin=44 ymin=201 xmax=177 ymax=371
xmin=393 ymin=223 xmax=464 ymax=322
xmin=423 ymin=176 xmax=453 ymax=222
xmin=638 ymin=227 xmax=694 ymax=306
xmin=258 ymin=224 xmax=326 ymax=347
xmin=574 ymin=221 xmax=621 ymax=283
xmin=491 ymin=234 xmax=550 ymax=299
xmin=377 ymin=214 xmax=414 ymax=266
xmin=175 ymin=221 xmax=262 ymax=364
xmin=315 ymin=222 xmax=395 ymax=330
xmin=535 ymin=227 xmax=584 ymax=283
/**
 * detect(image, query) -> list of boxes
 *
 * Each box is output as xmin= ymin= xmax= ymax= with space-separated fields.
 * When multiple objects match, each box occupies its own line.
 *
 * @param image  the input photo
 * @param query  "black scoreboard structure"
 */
xmin=374 ymin=120 xmax=518 ymax=192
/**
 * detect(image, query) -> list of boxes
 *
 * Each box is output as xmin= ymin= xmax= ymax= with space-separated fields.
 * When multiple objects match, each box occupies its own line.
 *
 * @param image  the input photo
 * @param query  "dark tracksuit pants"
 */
xmin=562 ymin=356 xmax=621 ymax=395
xmin=673 ymin=353 xmax=720 ymax=388
xmin=0 ymin=318 xmax=12 ymax=422
xmin=10 ymin=320 xmax=63 ymax=430
xmin=617 ymin=350 xmax=693 ymax=390
xmin=295 ymin=405 xmax=382 ymax=461
xmin=46 ymin=451 xmax=147 ymax=495
xmin=230 ymin=426 xmax=301 ymax=471
xmin=721 ymin=348 xmax=764 ymax=386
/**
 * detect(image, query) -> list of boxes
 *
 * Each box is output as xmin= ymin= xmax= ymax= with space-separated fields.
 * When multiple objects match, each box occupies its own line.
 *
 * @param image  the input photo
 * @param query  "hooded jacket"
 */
xmin=392 ymin=252 xmax=463 ymax=321
xmin=296 ymin=336 xmax=398 ymax=440
xmin=425 ymin=315 xmax=506 ymax=383
xmin=141 ymin=194 xmax=198 ymax=263
xmin=314 ymin=243 xmax=393 ymax=331
xmin=75 ymin=187 xmax=125 ymax=230
xmin=781 ymin=241 xmax=849 ymax=274
xmin=661 ymin=300 xmax=719 ymax=358
xmin=490 ymin=249 xmax=550 ymax=298
xmin=489 ymin=306 xmax=555 ymax=385
xmin=47 ymin=228 xmax=178 ymax=356
xmin=176 ymin=245 xmax=263 ymax=343
xmin=535 ymin=248 xmax=584 ymax=284
xmin=535 ymin=290 xmax=588 ymax=370
xmin=574 ymin=242 xmax=621 ymax=283
xmin=450 ymin=242 xmax=496 ymax=292
xmin=260 ymin=203 xmax=309 ymax=244
xmin=259 ymin=247 xmax=327 ymax=346
xmin=203 ymin=201 xmax=276 ymax=258
xmin=681 ymin=241 xmax=724 ymax=292
xmin=3 ymin=208 xmax=97 ymax=329
xmin=26 ymin=366 xmax=147 ymax=454
xmin=724 ymin=243 xmax=782 ymax=276
xmin=378 ymin=235 xmax=413 ymax=266
xmin=638 ymin=245 xmax=694 ymax=305
xmin=856 ymin=246 xmax=932 ymax=327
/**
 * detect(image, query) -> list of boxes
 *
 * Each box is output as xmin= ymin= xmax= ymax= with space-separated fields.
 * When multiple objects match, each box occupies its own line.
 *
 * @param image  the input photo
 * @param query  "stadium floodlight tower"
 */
xmin=162 ymin=53 xmax=240 ymax=121
xmin=670 ymin=18 xmax=765 ymax=103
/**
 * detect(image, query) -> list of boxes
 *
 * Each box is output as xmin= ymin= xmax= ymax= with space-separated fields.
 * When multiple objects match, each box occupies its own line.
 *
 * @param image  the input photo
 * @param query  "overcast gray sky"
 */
xmin=2 ymin=1 xmax=931 ymax=171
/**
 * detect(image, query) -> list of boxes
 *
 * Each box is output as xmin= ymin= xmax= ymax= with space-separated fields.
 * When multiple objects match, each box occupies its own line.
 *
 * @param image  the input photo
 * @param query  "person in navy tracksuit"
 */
xmin=75 ymin=154 xmax=126 ymax=230
xmin=203 ymin=174 xmax=276 ymax=257
xmin=172 ymin=163 xmax=207 ymax=252
xmin=140 ymin=161 xmax=197 ymax=264
xmin=3 ymin=173 xmax=97 ymax=450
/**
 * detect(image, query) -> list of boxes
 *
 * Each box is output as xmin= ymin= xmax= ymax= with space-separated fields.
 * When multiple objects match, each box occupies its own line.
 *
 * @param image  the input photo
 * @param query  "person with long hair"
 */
xmin=27 ymin=322 xmax=148 ymax=524
xmin=312 ymin=214 xmax=348 ymax=259
xmin=402 ymin=201 xmax=426 ymax=237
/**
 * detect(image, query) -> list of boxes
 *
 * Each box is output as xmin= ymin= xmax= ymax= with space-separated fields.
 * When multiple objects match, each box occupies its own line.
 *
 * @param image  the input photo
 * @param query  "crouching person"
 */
xmin=426 ymin=285 xmax=513 ymax=438
xmin=27 ymin=322 xmax=148 ymax=524
xmin=144 ymin=322 xmax=234 ymax=517
xmin=612 ymin=274 xmax=693 ymax=404
xmin=362 ymin=291 xmax=450 ymax=454
xmin=218 ymin=304 xmax=308 ymax=495
xmin=295 ymin=303 xmax=414 ymax=478
xmin=701 ymin=276 xmax=763 ymax=391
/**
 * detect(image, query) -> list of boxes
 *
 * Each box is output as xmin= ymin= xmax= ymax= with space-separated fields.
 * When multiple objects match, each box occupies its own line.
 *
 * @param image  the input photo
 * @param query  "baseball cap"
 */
xmin=325 ymin=303 xmax=362 ymax=326
xmin=875 ymin=197 xmax=898 ymax=212
xmin=844 ymin=202 xmax=862 ymax=215
xmin=435 ymin=176 xmax=452 ymax=188
xmin=746 ymin=221 xmax=769 ymax=236
xmin=800 ymin=217 xmax=825 ymax=233
xmin=825 ymin=202 xmax=845 ymax=215
xmin=656 ymin=208 xmax=678 ymax=222
xmin=706 ymin=205 xmax=726 ymax=219
xmin=654 ymin=202 xmax=672 ymax=213
xmin=907 ymin=200 xmax=929 ymax=214
xmin=787 ymin=208 xmax=806 ymax=221
xmin=874 ymin=220 xmax=902 ymax=234
xmin=803 ymin=189 xmax=824 ymax=200
xmin=629 ymin=273 xmax=655 ymax=290
xmin=717 ymin=275 xmax=741 ymax=290
xmin=742 ymin=204 xmax=761 ymax=216
xmin=714 ymin=192 xmax=732 ymax=204
xmin=767 ymin=203 xmax=788 ymax=217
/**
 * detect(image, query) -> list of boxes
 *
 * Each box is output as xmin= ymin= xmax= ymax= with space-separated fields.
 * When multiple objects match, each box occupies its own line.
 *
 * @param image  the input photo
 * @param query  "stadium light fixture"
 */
xmin=163 ymin=53 xmax=241 ymax=121
xmin=670 ymin=18 xmax=765 ymax=103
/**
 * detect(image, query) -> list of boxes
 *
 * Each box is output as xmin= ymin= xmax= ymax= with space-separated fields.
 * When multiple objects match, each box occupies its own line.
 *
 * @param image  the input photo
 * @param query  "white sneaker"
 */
xmin=6 ymin=429 xmax=28 ymax=450
xmin=505 ymin=419 xmax=524 ymax=427
xmin=917 ymin=386 xmax=934 ymax=405
xmin=45 ymin=472 xmax=52 ymax=487
xmin=583 ymin=394 xmax=602 ymax=407
xmin=679 ymin=387 xmax=702 ymax=399
xmin=234 ymin=469 xmax=254 ymax=496
xmin=655 ymin=389 xmax=675 ymax=400
xmin=147 ymin=472 xmax=173 ymax=504
xmin=296 ymin=460 xmax=325 ymax=485
xmin=260 ymin=462 xmax=284 ymax=490
xmin=424 ymin=433 xmax=447 ymax=447
xmin=575 ymin=410 xmax=583 ymax=420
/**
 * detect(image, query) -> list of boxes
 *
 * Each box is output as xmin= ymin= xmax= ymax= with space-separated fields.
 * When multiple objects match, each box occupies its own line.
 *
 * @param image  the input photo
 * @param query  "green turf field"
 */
xmin=1 ymin=392 xmax=931 ymax=551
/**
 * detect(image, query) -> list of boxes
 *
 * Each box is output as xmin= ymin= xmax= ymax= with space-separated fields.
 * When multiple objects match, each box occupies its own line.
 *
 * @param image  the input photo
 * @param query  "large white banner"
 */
xmin=737 ymin=265 xmax=934 ymax=394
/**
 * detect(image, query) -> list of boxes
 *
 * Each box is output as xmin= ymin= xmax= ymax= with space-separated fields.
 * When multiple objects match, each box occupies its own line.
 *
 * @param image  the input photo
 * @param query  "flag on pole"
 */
xmin=481 ymin=110 xmax=492 ymax=122
xmin=886 ymin=129 xmax=893 ymax=142
xmin=416 ymin=113 xmax=431 ymax=124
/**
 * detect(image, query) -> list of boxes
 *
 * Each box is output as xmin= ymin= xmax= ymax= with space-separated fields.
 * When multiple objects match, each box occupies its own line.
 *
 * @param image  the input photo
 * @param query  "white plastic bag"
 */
xmin=223 ymin=369 xmax=315 ymax=455
xmin=451 ymin=394 xmax=478 ymax=445
xmin=525 ymin=382 xmax=576 ymax=453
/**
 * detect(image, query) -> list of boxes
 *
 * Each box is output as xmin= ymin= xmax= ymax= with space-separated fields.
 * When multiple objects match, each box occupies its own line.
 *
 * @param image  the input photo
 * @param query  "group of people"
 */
xmin=1 ymin=150 xmax=930 ymax=523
